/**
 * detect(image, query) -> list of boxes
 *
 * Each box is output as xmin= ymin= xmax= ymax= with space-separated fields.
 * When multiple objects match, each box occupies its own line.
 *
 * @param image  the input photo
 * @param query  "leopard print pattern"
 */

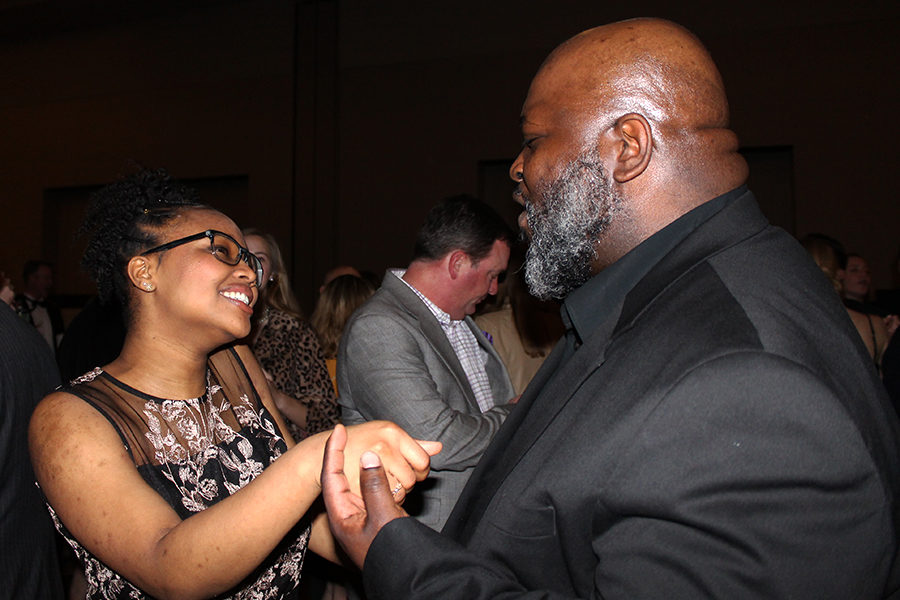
xmin=253 ymin=308 xmax=340 ymax=438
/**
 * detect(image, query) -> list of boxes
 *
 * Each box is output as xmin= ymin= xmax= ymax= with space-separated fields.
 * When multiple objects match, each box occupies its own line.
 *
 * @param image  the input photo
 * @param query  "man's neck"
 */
xmin=401 ymin=261 xmax=456 ymax=317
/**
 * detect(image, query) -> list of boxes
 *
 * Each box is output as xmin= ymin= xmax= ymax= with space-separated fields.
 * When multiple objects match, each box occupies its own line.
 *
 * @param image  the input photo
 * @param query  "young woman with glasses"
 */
xmin=28 ymin=169 xmax=438 ymax=599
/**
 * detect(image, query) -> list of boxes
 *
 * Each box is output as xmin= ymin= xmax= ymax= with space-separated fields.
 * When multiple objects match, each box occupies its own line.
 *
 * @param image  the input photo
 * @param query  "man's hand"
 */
xmin=322 ymin=424 xmax=415 ymax=568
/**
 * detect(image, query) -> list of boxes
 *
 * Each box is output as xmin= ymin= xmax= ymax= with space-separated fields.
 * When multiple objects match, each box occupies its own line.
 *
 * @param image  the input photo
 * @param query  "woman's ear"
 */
xmin=127 ymin=256 xmax=156 ymax=293
xmin=611 ymin=112 xmax=653 ymax=183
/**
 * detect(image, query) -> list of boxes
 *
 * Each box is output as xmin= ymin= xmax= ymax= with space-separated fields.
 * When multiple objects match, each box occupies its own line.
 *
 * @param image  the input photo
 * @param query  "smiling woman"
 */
xmin=27 ymin=169 xmax=440 ymax=600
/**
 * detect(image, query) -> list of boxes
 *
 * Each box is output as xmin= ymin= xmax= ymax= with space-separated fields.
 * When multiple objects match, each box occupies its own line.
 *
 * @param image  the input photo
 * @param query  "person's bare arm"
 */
xmin=31 ymin=392 xmax=438 ymax=599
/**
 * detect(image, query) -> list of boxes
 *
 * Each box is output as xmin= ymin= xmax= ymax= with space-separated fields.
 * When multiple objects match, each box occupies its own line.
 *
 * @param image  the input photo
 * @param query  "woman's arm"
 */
xmin=235 ymin=344 xmax=305 ymax=447
xmin=236 ymin=344 xmax=333 ymax=560
xmin=30 ymin=393 xmax=437 ymax=600
xmin=277 ymin=317 xmax=341 ymax=434
xmin=270 ymin=384 xmax=310 ymax=431
xmin=30 ymin=390 xmax=327 ymax=599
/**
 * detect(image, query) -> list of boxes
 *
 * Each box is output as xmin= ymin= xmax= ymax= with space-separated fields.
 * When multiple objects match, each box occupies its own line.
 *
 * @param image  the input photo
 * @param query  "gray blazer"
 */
xmin=338 ymin=270 xmax=515 ymax=530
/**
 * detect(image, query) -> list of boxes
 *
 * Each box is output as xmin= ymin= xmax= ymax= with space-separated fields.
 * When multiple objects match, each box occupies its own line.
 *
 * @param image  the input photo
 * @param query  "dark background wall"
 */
xmin=1 ymin=0 xmax=897 ymax=315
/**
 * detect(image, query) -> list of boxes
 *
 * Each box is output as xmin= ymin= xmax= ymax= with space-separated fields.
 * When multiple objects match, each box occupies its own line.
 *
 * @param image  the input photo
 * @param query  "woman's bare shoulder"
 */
xmin=29 ymin=389 xmax=125 ymax=467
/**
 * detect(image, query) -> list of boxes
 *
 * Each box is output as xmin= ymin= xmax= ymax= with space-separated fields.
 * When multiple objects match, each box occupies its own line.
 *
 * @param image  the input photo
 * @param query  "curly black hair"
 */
xmin=80 ymin=168 xmax=205 ymax=309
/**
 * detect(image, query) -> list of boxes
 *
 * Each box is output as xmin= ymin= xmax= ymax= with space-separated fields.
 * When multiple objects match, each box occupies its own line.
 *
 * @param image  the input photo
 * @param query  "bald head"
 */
xmin=547 ymin=20 xmax=728 ymax=125
xmin=526 ymin=18 xmax=747 ymax=203
xmin=511 ymin=19 xmax=749 ymax=296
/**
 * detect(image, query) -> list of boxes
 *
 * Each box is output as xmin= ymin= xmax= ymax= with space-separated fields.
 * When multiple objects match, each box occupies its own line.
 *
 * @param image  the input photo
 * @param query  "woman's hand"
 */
xmin=321 ymin=424 xmax=409 ymax=568
xmin=332 ymin=421 xmax=441 ymax=503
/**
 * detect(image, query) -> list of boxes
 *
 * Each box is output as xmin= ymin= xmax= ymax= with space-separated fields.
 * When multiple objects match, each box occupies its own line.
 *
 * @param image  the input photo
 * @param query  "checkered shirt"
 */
xmin=393 ymin=270 xmax=495 ymax=412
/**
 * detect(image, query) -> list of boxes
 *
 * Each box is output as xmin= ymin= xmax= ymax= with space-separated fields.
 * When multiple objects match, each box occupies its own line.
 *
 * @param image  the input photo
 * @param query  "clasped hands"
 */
xmin=322 ymin=423 xmax=441 ymax=568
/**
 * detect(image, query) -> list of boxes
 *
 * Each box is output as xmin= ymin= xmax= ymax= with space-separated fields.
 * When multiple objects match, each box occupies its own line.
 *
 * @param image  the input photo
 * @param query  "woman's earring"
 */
xmin=142 ymin=282 xmax=155 ymax=291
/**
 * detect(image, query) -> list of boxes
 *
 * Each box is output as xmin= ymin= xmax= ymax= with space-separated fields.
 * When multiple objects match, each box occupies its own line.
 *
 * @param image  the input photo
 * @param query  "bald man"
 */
xmin=323 ymin=19 xmax=900 ymax=599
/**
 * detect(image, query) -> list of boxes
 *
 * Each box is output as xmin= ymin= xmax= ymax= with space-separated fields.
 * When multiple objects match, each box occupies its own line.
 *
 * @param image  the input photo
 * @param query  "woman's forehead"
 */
xmin=244 ymin=234 xmax=269 ymax=253
xmin=174 ymin=208 xmax=242 ymax=240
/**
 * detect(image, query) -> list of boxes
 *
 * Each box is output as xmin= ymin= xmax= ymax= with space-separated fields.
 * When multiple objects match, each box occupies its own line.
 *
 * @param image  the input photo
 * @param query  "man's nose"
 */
xmin=509 ymin=153 xmax=524 ymax=183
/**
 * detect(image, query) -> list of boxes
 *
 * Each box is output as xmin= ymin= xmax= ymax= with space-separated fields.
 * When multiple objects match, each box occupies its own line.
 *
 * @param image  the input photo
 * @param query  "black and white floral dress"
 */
xmin=47 ymin=346 xmax=309 ymax=599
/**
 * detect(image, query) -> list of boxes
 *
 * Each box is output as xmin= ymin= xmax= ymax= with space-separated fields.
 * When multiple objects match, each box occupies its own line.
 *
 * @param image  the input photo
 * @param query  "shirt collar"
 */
xmin=391 ymin=268 xmax=456 ymax=326
xmin=563 ymin=186 xmax=746 ymax=342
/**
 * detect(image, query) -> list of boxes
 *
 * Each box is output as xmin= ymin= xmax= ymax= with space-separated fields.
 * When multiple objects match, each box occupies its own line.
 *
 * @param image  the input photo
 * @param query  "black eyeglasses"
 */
xmin=141 ymin=230 xmax=264 ymax=285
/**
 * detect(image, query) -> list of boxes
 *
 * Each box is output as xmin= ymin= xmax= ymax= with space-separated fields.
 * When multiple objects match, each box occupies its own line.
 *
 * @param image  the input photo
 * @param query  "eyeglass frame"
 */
xmin=140 ymin=229 xmax=264 ymax=285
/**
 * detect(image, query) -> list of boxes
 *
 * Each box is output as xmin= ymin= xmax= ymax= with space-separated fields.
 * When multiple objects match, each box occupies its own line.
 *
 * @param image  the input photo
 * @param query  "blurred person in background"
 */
xmin=1 ymin=270 xmax=15 ymax=306
xmin=338 ymin=195 xmax=516 ymax=532
xmin=243 ymin=229 xmax=341 ymax=439
xmin=1 ymin=300 xmax=64 ymax=599
xmin=15 ymin=260 xmax=64 ymax=353
xmin=319 ymin=265 xmax=361 ymax=294
xmin=310 ymin=273 xmax=376 ymax=394
xmin=476 ymin=249 xmax=564 ymax=395
xmin=802 ymin=235 xmax=890 ymax=372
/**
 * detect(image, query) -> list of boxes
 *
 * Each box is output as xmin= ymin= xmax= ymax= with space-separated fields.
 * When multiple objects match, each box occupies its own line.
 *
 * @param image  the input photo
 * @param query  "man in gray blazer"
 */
xmin=338 ymin=195 xmax=517 ymax=531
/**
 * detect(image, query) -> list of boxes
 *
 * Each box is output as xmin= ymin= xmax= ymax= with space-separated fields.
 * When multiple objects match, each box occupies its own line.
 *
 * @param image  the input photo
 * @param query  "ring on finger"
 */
xmin=391 ymin=482 xmax=403 ymax=496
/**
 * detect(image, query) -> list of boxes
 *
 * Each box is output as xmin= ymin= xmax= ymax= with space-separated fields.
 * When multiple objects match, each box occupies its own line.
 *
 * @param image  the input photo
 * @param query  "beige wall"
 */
xmin=1 ymin=1 xmax=897 ymax=314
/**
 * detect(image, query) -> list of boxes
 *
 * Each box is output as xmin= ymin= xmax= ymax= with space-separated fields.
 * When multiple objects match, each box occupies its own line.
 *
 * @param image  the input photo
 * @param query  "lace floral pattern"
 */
xmin=143 ymin=383 xmax=282 ymax=512
xmin=48 ymin=362 xmax=309 ymax=599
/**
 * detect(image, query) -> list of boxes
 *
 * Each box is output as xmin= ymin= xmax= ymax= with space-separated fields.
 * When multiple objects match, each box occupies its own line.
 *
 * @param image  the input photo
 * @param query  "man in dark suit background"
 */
xmin=14 ymin=259 xmax=65 ymax=354
xmin=322 ymin=18 xmax=900 ymax=599
xmin=0 ymin=301 xmax=64 ymax=598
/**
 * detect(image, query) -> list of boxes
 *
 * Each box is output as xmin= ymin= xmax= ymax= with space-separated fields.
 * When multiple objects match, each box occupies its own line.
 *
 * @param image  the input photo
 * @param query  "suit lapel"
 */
xmin=382 ymin=272 xmax=481 ymax=409
xmin=614 ymin=191 xmax=768 ymax=337
xmin=446 ymin=309 xmax=619 ymax=542
xmin=465 ymin=317 xmax=515 ymax=401
xmin=446 ymin=190 xmax=771 ymax=542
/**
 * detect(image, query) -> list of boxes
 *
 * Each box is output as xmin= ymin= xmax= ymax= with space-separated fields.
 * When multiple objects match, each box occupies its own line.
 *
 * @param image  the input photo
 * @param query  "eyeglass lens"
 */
xmin=209 ymin=233 xmax=263 ymax=283
xmin=209 ymin=233 xmax=240 ymax=264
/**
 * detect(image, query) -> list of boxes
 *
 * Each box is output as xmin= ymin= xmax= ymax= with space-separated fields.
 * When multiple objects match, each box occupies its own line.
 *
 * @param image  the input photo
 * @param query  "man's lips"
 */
xmin=512 ymin=185 xmax=526 ymax=206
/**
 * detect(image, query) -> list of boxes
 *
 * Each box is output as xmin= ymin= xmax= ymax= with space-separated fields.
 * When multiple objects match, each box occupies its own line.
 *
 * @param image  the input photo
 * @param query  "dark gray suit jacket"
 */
xmin=338 ymin=270 xmax=515 ymax=530
xmin=362 ymin=191 xmax=900 ymax=598
xmin=0 ymin=303 xmax=64 ymax=599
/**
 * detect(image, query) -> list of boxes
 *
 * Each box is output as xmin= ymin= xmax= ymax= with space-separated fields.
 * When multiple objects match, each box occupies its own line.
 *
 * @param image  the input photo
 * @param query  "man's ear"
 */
xmin=611 ymin=113 xmax=652 ymax=183
xmin=447 ymin=250 xmax=468 ymax=280
xmin=127 ymin=256 xmax=156 ymax=293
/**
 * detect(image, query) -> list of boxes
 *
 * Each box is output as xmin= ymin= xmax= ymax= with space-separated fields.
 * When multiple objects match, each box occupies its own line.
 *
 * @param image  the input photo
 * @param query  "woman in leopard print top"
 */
xmin=243 ymin=229 xmax=341 ymax=439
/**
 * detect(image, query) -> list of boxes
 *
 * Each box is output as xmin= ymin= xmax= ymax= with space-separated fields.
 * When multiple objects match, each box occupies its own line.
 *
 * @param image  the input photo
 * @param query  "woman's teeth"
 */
xmin=221 ymin=290 xmax=250 ymax=306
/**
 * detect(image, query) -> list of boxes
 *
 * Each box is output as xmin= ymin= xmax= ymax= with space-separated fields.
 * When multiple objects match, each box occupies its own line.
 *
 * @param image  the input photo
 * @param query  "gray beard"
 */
xmin=523 ymin=155 xmax=621 ymax=301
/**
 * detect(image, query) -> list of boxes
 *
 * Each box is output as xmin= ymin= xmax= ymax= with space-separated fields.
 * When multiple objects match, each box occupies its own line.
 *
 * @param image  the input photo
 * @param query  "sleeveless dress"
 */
xmin=46 ymin=346 xmax=309 ymax=599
